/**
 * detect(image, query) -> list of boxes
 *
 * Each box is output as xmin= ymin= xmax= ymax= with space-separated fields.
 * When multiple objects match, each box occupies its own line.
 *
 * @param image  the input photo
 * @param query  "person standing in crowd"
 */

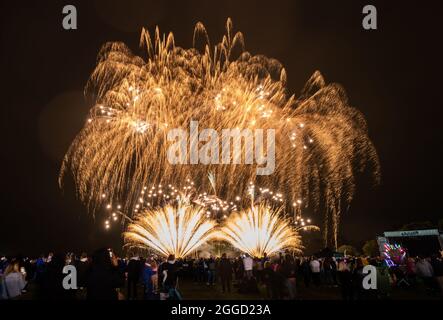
xmin=34 ymin=254 xmax=46 ymax=286
xmin=0 ymin=256 xmax=6 ymax=299
xmin=0 ymin=256 xmax=7 ymax=273
xmin=196 ymin=258 xmax=205 ymax=283
xmin=160 ymin=255 xmax=181 ymax=300
xmin=375 ymin=259 xmax=392 ymax=299
xmin=243 ymin=254 xmax=254 ymax=280
xmin=259 ymin=253 xmax=269 ymax=283
xmin=406 ymin=257 xmax=417 ymax=285
xmin=142 ymin=257 xmax=158 ymax=300
xmin=309 ymin=256 xmax=321 ymax=286
xmin=191 ymin=259 xmax=198 ymax=282
xmin=37 ymin=253 xmax=75 ymax=300
xmin=331 ymin=257 xmax=338 ymax=286
xmin=281 ymin=255 xmax=297 ymax=299
xmin=352 ymin=258 xmax=366 ymax=300
xmin=23 ymin=257 xmax=34 ymax=284
xmin=255 ymin=257 xmax=264 ymax=283
xmin=337 ymin=258 xmax=353 ymax=300
xmin=266 ymin=259 xmax=285 ymax=299
xmin=1 ymin=260 xmax=26 ymax=300
xmin=415 ymin=256 xmax=434 ymax=291
xmin=206 ymin=256 xmax=216 ymax=286
xmin=150 ymin=258 xmax=159 ymax=295
xmin=86 ymin=248 xmax=124 ymax=300
xmin=126 ymin=256 xmax=141 ymax=300
xmin=300 ymin=257 xmax=311 ymax=288
xmin=76 ymin=252 xmax=89 ymax=290
xmin=218 ymin=253 xmax=233 ymax=293
xmin=430 ymin=254 xmax=443 ymax=295
xmin=234 ymin=257 xmax=244 ymax=282
xmin=118 ymin=257 xmax=127 ymax=275
xmin=323 ymin=256 xmax=335 ymax=286
xmin=262 ymin=261 xmax=274 ymax=298
xmin=202 ymin=258 xmax=209 ymax=284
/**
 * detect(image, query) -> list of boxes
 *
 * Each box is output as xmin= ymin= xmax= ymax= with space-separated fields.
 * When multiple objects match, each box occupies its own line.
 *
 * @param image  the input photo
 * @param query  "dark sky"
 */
xmin=1 ymin=0 xmax=442 ymax=255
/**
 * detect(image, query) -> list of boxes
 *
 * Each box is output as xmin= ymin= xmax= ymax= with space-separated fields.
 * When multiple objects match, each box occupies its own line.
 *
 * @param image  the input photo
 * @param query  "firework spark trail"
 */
xmin=217 ymin=205 xmax=304 ymax=257
xmin=60 ymin=19 xmax=380 ymax=247
xmin=124 ymin=204 xmax=218 ymax=259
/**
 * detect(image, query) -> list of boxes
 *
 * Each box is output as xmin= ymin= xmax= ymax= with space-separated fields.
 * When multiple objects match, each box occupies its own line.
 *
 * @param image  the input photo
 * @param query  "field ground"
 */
xmin=17 ymin=278 xmax=442 ymax=300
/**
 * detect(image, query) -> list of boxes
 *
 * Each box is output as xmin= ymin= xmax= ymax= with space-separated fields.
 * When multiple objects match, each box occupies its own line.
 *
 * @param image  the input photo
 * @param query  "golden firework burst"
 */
xmin=124 ymin=204 xmax=218 ymax=259
xmin=60 ymin=19 xmax=380 ymax=248
xmin=217 ymin=204 xmax=304 ymax=257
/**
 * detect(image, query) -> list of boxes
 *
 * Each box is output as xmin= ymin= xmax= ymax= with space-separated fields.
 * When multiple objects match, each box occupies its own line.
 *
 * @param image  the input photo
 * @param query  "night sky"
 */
xmin=1 ymin=0 xmax=442 ymax=256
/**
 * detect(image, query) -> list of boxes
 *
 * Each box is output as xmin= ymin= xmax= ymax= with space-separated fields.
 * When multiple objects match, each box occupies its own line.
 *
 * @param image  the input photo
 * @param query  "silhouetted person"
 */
xmin=76 ymin=252 xmax=89 ymax=289
xmin=416 ymin=256 xmax=434 ymax=291
xmin=219 ymin=254 xmax=233 ymax=293
xmin=159 ymin=255 xmax=181 ymax=300
xmin=301 ymin=258 xmax=311 ymax=288
xmin=281 ymin=255 xmax=297 ymax=299
xmin=39 ymin=253 xmax=74 ymax=300
xmin=34 ymin=254 xmax=46 ymax=286
xmin=337 ymin=259 xmax=353 ymax=300
xmin=206 ymin=256 xmax=216 ymax=285
xmin=126 ymin=256 xmax=141 ymax=300
xmin=352 ymin=258 xmax=366 ymax=300
xmin=86 ymin=248 xmax=124 ymax=300
xmin=431 ymin=254 xmax=443 ymax=295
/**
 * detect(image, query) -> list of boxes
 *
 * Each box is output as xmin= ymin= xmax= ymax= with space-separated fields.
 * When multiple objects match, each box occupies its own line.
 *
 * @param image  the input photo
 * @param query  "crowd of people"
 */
xmin=1 ymin=249 xmax=442 ymax=300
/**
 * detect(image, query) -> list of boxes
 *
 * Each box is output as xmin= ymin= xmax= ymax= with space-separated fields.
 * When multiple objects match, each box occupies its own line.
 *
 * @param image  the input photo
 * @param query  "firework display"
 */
xmin=124 ymin=204 xmax=218 ymax=259
xmin=7 ymin=0 xmax=443 ymax=305
xmin=217 ymin=205 xmax=304 ymax=257
xmin=110 ymin=181 xmax=315 ymax=257
xmin=60 ymin=19 xmax=380 ymax=247
xmin=123 ymin=198 xmax=311 ymax=258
